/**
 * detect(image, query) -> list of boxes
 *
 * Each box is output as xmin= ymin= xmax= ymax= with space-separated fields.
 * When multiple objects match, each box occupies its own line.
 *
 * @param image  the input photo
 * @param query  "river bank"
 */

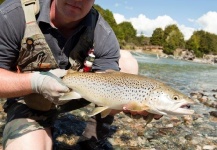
xmin=0 ymin=91 xmax=217 ymax=150
xmin=0 ymin=52 xmax=217 ymax=149
xmin=127 ymin=49 xmax=217 ymax=65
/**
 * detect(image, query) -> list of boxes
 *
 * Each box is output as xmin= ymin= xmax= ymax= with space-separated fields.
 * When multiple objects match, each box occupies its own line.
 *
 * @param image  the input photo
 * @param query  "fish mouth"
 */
xmin=179 ymin=103 xmax=194 ymax=114
xmin=181 ymin=104 xmax=191 ymax=109
xmin=170 ymin=101 xmax=195 ymax=115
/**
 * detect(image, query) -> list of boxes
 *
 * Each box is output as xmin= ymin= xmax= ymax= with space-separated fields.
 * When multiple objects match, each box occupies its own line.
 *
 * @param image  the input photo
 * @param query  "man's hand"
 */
xmin=30 ymin=69 xmax=69 ymax=104
xmin=109 ymin=106 xmax=162 ymax=120
xmin=48 ymin=68 xmax=68 ymax=78
xmin=123 ymin=106 xmax=162 ymax=120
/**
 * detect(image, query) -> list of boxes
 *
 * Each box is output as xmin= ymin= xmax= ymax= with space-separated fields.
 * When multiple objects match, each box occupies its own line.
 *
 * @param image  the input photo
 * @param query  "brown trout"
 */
xmin=59 ymin=70 xmax=194 ymax=118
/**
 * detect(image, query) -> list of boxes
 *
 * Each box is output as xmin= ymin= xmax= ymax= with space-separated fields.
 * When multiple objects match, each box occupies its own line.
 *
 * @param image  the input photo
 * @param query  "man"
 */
xmin=0 ymin=0 xmax=161 ymax=149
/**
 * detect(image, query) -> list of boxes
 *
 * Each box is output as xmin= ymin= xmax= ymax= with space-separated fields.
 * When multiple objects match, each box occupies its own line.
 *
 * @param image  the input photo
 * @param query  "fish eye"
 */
xmin=173 ymin=95 xmax=179 ymax=100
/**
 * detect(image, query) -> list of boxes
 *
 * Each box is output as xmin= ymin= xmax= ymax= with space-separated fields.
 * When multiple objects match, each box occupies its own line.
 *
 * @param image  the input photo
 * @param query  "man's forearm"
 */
xmin=0 ymin=68 xmax=32 ymax=98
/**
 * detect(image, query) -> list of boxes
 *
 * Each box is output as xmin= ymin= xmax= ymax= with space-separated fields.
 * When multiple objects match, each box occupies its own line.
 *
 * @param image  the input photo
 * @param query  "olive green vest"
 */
xmin=17 ymin=0 xmax=98 ymax=111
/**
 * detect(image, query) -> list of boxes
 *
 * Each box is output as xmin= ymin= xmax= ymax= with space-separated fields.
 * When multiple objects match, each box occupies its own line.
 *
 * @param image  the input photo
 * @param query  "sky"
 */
xmin=94 ymin=0 xmax=217 ymax=40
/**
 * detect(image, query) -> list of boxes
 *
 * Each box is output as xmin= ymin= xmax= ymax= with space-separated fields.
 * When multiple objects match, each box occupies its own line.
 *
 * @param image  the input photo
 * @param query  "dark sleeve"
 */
xmin=0 ymin=6 xmax=25 ymax=70
xmin=92 ymin=14 xmax=120 ymax=71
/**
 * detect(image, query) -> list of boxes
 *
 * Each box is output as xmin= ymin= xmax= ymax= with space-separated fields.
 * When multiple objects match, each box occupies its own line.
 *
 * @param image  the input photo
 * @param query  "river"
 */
xmin=0 ymin=51 xmax=217 ymax=149
xmin=131 ymin=51 xmax=217 ymax=116
xmin=132 ymin=51 xmax=217 ymax=96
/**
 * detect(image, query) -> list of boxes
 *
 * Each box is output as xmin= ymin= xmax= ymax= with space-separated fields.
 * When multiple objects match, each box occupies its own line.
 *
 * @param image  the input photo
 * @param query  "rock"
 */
xmin=195 ymin=117 xmax=204 ymax=123
xmin=212 ymin=89 xmax=217 ymax=92
xmin=137 ymin=137 xmax=147 ymax=146
xmin=202 ymin=145 xmax=217 ymax=150
xmin=190 ymin=92 xmax=204 ymax=99
xmin=178 ymin=137 xmax=187 ymax=145
xmin=146 ymin=123 xmax=153 ymax=128
xmin=0 ymin=114 xmax=5 ymax=120
xmin=191 ymin=139 xmax=200 ymax=145
xmin=199 ymin=96 xmax=208 ymax=103
xmin=137 ymin=131 xmax=144 ymax=136
xmin=79 ymin=111 xmax=87 ymax=117
xmin=174 ymin=48 xmax=195 ymax=61
xmin=1 ymin=95 xmax=217 ymax=149
xmin=196 ymin=145 xmax=202 ymax=150
xmin=192 ymin=114 xmax=203 ymax=121
xmin=127 ymin=118 xmax=133 ymax=123
xmin=165 ymin=124 xmax=174 ymax=128
xmin=209 ymin=101 xmax=217 ymax=108
xmin=183 ymin=115 xmax=193 ymax=125
xmin=56 ymin=134 xmax=79 ymax=146
xmin=185 ymin=134 xmax=193 ymax=140
xmin=209 ymin=111 xmax=217 ymax=117
xmin=203 ymin=54 xmax=217 ymax=64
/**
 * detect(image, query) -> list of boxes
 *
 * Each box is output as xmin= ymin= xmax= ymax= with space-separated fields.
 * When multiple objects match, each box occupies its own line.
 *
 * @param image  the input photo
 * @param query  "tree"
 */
xmin=117 ymin=22 xmax=137 ymax=44
xmin=134 ymin=35 xmax=147 ymax=46
xmin=163 ymin=24 xmax=185 ymax=55
xmin=208 ymin=33 xmax=217 ymax=55
xmin=93 ymin=4 xmax=118 ymax=35
xmin=150 ymin=28 xmax=164 ymax=46
xmin=186 ymin=30 xmax=217 ymax=57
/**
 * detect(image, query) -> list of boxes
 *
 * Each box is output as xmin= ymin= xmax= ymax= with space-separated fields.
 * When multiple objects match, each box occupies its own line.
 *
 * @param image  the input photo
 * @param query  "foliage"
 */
xmin=94 ymin=5 xmax=217 ymax=56
xmin=94 ymin=4 xmax=137 ymax=48
xmin=0 ymin=2 xmax=216 ymax=56
xmin=94 ymin=5 xmax=217 ymax=57
xmin=186 ymin=30 xmax=217 ymax=57
xmin=117 ymin=22 xmax=137 ymax=43
xmin=163 ymin=24 xmax=185 ymax=55
xmin=150 ymin=25 xmax=186 ymax=55
xmin=93 ymin=4 xmax=118 ymax=34
xmin=150 ymin=28 xmax=164 ymax=46
xmin=134 ymin=35 xmax=147 ymax=46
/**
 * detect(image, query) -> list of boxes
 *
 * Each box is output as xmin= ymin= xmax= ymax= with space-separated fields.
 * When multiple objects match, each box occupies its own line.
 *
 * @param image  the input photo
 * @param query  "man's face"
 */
xmin=55 ymin=0 xmax=95 ymax=22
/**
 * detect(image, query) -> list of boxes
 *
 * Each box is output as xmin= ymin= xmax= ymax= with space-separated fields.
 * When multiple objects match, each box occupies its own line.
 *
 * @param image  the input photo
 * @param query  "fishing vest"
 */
xmin=17 ymin=0 xmax=98 ymax=111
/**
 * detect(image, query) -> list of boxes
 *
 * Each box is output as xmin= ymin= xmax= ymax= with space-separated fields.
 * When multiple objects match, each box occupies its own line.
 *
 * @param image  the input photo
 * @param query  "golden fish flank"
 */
xmin=60 ymin=70 xmax=194 ymax=118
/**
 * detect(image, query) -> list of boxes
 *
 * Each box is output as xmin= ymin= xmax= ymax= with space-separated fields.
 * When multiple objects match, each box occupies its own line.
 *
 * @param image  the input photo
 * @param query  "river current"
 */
xmin=132 ymin=52 xmax=217 ymax=97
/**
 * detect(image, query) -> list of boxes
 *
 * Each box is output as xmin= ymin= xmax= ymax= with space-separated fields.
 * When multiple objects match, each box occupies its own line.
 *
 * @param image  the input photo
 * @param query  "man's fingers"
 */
xmin=137 ymin=111 xmax=149 ymax=116
xmin=49 ymin=69 xmax=68 ymax=78
xmin=57 ymin=85 xmax=70 ymax=93
xmin=123 ymin=107 xmax=149 ymax=116
xmin=123 ymin=106 xmax=163 ymax=120
xmin=109 ymin=110 xmax=121 ymax=116
xmin=123 ymin=109 xmax=138 ymax=115
xmin=154 ymin=115 xmax=163 ymax=120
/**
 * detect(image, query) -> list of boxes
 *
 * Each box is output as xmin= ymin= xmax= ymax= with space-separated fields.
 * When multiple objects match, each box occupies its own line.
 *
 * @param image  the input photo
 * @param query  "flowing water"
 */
xmin=1 ymin=52 xmax=217 ymax=149
xmin=132 ymin=52 xmax=217 ymax=96
xmin=132 ymin=51 xmax=217 ymax=115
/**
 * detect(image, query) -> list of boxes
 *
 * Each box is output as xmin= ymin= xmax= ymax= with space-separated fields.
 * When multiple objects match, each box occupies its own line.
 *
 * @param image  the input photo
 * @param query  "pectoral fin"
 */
xmin=59 ymin=91 xmax=82 ymax=101
xmin=88 ymin=106 xmax=110 ymax=118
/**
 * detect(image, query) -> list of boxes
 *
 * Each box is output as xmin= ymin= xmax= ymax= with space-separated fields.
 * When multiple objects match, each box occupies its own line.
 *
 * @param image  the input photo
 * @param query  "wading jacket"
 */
xmin=0 ymin=0 xmax=120 ymax=111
